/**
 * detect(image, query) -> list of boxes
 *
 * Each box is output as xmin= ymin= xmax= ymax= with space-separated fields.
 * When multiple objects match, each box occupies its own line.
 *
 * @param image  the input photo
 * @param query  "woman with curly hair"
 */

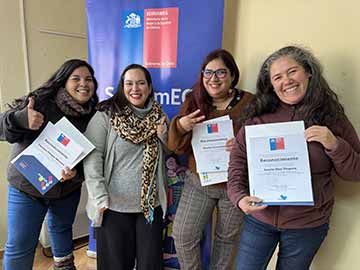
xmin=228 ymin=46 xmax=360 ymax=270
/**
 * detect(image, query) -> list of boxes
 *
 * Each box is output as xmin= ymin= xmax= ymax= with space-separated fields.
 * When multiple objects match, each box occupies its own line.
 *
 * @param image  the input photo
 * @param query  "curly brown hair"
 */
xmin=243 ymin=46 xmax=344 ymax=126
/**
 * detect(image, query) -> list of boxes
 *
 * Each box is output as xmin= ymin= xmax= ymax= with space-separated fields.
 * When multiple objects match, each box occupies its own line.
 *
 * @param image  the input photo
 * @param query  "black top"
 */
xmin=0 ymin=94 xmax=96 ymax=199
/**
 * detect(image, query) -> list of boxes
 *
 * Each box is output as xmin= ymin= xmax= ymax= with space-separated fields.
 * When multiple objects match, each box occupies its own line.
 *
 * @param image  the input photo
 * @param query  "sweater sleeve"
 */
xmin=227 ymin=126 xmax=250 ymax=207
xmin=0 ymin=106 xmax=30 ymax=143
xmin=325 ymin=115 xmax=360 ymax=181
xmin=167 ymin=97 xmax=193 ymax=154
xmin=84 ymin=111 xmax=109 ymax=225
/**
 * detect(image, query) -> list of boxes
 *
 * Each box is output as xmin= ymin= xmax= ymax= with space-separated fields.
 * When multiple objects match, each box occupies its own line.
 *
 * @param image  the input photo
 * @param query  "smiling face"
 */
xmin=123 ymin=68 xmax=152 ymax=108
xmin=202 ymin=58 xmax=234 ymax=100
xmin=270 ymin=56 xmax=310 ymax=105
xmin=65 ymin=66 xmax=95 ymax=104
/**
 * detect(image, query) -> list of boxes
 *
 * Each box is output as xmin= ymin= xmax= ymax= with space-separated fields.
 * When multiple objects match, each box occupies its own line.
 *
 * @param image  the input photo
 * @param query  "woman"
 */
xmin=227 ymin=46 xmax=360 ymax=270
xmin=1 ymin=59 xmax=98 ymax=270
xmin=168 ymin=49 xmax=254 ymax=269
xmin=84 ymin=64 xmax=168 ymax=270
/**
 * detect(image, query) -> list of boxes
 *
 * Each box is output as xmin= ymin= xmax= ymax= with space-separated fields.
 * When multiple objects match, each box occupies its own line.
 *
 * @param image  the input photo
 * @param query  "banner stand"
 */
xmin=85 ymin=1 xmax=224 ymax=268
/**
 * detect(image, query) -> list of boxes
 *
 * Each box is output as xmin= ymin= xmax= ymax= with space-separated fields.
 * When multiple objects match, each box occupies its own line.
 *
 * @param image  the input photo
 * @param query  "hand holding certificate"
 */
xmin=11 ymin=117 xmax=95 ymax=194
xmin=245 ymin=121 xmax=314 ymax=205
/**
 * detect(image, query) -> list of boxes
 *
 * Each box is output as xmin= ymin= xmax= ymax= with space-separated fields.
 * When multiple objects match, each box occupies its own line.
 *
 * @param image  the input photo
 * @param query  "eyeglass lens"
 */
xmin=203 ymin=69 xmax=227 ymax=78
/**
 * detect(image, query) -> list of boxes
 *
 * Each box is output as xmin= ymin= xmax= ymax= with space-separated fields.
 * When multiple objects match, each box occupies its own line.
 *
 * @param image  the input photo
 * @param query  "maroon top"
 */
xmin=227 ymin=103 xmax=360 ymax=228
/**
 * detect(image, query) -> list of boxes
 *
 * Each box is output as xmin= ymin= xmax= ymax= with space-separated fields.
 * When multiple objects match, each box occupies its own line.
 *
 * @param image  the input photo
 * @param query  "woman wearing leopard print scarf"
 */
xmin=84 ymin=64 xmax=168 ymax=270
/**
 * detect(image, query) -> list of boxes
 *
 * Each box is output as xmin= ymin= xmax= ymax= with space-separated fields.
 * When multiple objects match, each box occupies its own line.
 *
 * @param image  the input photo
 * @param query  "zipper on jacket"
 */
xmin=274 ymin=206 xmax=280 ymax=228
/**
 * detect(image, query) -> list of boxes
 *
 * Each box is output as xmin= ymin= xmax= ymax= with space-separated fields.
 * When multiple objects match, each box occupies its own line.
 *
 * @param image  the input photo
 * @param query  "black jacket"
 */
xmin=0 ymin=94 xmax=96 ymax=199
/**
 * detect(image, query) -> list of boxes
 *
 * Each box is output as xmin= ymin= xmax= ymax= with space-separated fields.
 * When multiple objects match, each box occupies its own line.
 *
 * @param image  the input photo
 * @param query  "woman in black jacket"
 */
xmin=1 ymin=59 xmax=98 ymax=270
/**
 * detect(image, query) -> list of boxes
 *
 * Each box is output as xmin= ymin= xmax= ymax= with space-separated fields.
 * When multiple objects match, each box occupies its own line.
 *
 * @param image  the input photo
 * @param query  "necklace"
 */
xmin=213 ymin=90 xmax=236 ymax=111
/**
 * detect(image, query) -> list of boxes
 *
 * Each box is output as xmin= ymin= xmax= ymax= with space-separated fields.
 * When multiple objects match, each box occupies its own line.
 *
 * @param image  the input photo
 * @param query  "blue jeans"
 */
xmin=236 ymin=215 xmax=329 ymax=270
xmin=3 ymin=185 xmax=81 ymax=270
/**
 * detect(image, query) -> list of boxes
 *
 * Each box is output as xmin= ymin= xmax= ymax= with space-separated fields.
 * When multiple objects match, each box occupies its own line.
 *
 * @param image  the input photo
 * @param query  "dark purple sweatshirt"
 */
xmin=227 ymin=103 xmax=360 ymax=228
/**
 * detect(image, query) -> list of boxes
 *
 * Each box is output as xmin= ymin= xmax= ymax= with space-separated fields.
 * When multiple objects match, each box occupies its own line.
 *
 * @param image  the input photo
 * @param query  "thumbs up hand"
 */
xmin=27 ymin=97 xmax=44 ymax=130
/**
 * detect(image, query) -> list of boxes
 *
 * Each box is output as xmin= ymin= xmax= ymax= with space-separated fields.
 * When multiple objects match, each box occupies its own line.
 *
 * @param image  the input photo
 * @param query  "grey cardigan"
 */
xmin=84 ymin=110 xmax=168 ymax=227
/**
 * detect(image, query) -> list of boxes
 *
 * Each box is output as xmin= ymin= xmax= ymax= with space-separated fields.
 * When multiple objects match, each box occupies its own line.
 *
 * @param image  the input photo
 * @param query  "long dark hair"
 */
xmin=9 ymin=59 xmax=98 ymax=110
xmin=185 ymin=49 xmax=240 ymax=119
xmin=96 ymin=64 xmax=154 ymax=117
xmin=244 ymin=46 xmax=344 ymax=126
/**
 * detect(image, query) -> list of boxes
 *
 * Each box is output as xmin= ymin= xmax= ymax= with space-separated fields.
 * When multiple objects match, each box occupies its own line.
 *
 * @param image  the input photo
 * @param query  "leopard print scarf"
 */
xmin=110 ymin=101 xmax=162 ymax=223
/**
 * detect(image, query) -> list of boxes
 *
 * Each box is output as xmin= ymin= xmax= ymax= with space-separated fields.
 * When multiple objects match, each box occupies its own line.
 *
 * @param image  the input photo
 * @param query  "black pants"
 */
xmin=95 ymin=207 xmax=163 ymax=270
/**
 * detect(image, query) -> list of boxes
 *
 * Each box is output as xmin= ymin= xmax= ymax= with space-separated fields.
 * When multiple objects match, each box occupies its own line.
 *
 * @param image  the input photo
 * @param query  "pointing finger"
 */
xmin=194 ymin=115 xmax=206 ymax=123
xmin=188 ymin=109 xmax=202 ymax=118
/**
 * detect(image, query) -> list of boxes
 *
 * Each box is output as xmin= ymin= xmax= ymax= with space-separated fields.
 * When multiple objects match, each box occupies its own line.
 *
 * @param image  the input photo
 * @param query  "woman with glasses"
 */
xmin=168 ymin=49 xmax=254 ymax=269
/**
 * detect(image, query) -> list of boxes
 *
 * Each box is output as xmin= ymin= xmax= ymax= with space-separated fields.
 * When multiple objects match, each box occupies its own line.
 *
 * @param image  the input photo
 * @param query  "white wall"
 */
xmin=1 ymin=1 xmax=360 ymax=269
xmin=224 ymin=1 xmax=360 ymax=269
xmin=0 ymin=0 xmax=27 ymax=250
xmin=0 ymin=0 xmax=88 ymax=250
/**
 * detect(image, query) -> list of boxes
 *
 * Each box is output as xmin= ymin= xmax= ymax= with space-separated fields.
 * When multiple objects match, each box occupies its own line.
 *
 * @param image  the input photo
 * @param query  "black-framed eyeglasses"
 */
xmin=202 ymin=68 xmax=228 ymax=79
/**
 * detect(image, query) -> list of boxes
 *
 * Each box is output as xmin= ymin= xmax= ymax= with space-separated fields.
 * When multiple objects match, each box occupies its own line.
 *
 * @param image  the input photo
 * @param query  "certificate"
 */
xmin=192 ymin=116 xmax=233 ymax=186
xmin=199 ymin=171 xmax=228 ymax=186
xmin=191 ymin=116 xmax=233 ymax=173
xmin=55 ymin=117 xmax=95 ymax=166
xmin=245 ymin=121 xmax=313 ymax=205
xmin=11 ymin=117 xmax=95 ymax=194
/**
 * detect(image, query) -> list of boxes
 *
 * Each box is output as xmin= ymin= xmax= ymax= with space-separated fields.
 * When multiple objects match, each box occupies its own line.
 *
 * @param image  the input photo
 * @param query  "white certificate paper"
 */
xmin=55 ymin=117 xmax=95 ymax=166
xmin=192 ymin=116 xmax=233 ymax=186
xmin=192 ymin=116 xmax=233 ymax=172
xmin=245 ymin=121 xmax=313 ymax=205
xmin=11 ymin=117 xmax=95 ymax=194
xmin=199 ymin=171 xmax=228 ymax=186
